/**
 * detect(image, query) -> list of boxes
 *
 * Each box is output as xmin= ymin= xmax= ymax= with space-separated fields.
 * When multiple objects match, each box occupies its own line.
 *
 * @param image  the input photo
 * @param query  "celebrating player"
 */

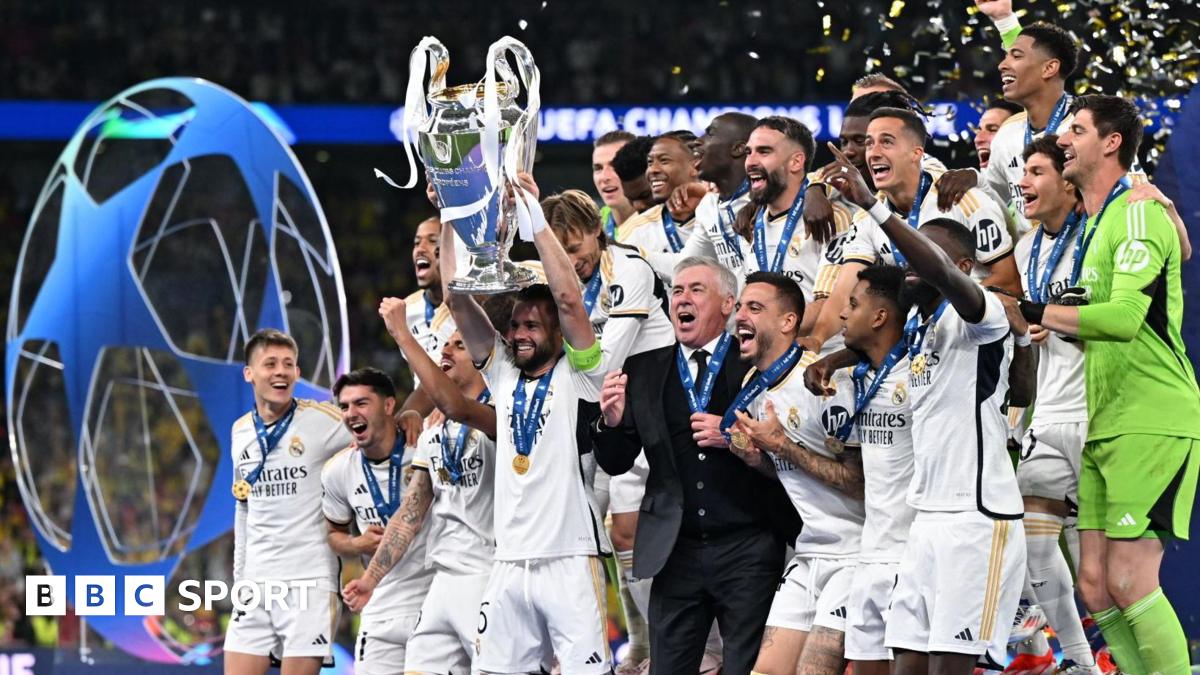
xmin=593 ymin=130 xmax=637 ymax=239
xmin=225 ymin=329 xmax=351 ymax=675
xmin=975 ymin=99 xmax=1024 ymax=170
xmin=619 ymin=131 xmax=700 ymax=259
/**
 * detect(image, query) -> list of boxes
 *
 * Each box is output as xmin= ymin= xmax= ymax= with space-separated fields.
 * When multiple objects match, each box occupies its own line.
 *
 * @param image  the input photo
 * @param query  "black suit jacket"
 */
xmin=589 ymin=343 xmax=802 ymax=579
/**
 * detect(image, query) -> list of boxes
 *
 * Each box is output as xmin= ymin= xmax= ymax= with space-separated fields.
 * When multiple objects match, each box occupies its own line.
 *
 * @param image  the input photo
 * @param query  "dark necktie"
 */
xmin=692 ymin=349 xmax=710 ymax=396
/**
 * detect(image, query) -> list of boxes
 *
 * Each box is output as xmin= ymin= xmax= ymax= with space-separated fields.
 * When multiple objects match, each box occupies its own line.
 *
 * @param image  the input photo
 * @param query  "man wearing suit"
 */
xmin=592 ymin=256 xmax=801 ymax=674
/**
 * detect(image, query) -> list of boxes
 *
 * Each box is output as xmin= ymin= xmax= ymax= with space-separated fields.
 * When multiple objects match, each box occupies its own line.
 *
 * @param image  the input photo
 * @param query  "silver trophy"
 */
xmin=395 ymin=36 xmax=540 ymax=294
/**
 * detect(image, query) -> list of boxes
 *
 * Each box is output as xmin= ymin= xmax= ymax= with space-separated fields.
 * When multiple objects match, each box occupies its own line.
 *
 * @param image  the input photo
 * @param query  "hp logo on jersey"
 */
xmin=821 ymin=405 xmax=852 ymax=437
xmin=1115 ymin=239 xmax=1151 ymax=273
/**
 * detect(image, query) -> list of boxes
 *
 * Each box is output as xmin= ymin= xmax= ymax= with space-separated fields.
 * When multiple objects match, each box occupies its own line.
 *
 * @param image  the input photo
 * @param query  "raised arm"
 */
xmin=380 ymin=297 xmax=498 ymax=439
xmin=821 ymin=143 xmax=986 ymax=322
xmin=439 ymin=218 xmax=498 ymax=364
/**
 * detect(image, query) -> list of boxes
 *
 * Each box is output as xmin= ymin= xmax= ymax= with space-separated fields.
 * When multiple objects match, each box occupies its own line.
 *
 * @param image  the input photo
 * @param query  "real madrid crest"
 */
xmin=788 ymin=242 xmax=801 ymax=258
xmin=600 ymin=290 xmax=613 ymax=313
xmin=892 ymin=381 xmax=907 ymax=405
xmin=787 ymin=406 xmax=801 ymax=430
xmin=288 ymin=435 xmax=305 ymax=457
xmin=404 ymin=464 xmax=416 ymax=485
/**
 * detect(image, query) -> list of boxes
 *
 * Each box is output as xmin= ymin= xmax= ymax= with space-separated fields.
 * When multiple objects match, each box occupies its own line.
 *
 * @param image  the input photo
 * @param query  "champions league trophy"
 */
xmin=389 ymin=36 xmax=541 ymax=294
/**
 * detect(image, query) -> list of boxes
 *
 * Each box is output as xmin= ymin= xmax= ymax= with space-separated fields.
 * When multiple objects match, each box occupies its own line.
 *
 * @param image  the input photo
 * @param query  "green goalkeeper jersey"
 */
xmin=1077 ymin=191 xmax=1200 ymax=442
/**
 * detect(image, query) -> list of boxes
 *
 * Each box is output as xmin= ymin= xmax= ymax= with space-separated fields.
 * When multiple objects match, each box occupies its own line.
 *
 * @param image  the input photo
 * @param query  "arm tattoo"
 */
xmin=759 ymin=625 xmax=777 ymax=651
xmin=365 ymin=471 xmax=434 ymax=583
xmin=797 ymin=626 xmax=848 ymax=675
xmin=777 ymin=440 xmax=865 ymax=499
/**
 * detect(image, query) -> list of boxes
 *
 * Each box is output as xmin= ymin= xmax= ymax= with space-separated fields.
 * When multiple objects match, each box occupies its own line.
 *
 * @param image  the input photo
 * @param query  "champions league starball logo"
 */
xmin=4 ymin=78 xmax=348 ymax=663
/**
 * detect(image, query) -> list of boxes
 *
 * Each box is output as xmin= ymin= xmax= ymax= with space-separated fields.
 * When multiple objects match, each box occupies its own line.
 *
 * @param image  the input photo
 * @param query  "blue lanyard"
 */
xmin=603 ymin=210 xmax=617 ymax=240
xmin=662 ymin=208 xmax=683 ymax=252
xmin=1026 ymin=211 xmax=1082 ymax=303
xmin=360 ymin=438 xmax=405 ymax=525
xmin=1073 ymin=177 xmax=1132 ymax=284
xmin=441 ymin=389 xmax=490 ymax=485
xmin=890 ymin=171 xmax=933 ymax=267
xmin=719 ymin=179 xmax=750 ymax=258
xmin=840 ymin=340 xmax=907 ymax=442
xmin=719 ymin=343 xmax=804 ymax=434
xmin=246 ymin=400 xmax=298 ymax=487
xmin=583 ymin=264 xmax=605 ymax=317
xmin=511 ymin=365 xmax=555 ymax=458
xmin=424 ymin=293 xmax=435 ymax=327
xmin=676 ymin=334 xmax=733 ymax=414
xmin=754 ymin=179 xmax=807 ymax=272
xmin=904 ymin=299 xmax=950 ymax=360
xmin=1026 ymin=94 xmax=1072 ymax=147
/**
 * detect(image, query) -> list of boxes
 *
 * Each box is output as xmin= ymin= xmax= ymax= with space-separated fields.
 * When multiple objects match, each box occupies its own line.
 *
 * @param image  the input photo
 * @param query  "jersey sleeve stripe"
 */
xmin=607 ymin=309 xmax=650 ymax=318
xmin=977 ymin=247 xmax=1014 ymax=265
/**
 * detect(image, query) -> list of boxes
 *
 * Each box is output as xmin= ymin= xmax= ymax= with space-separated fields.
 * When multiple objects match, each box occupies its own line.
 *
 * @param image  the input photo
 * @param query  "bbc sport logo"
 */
xmin=24 ymin=575 xmax=315 ymax=616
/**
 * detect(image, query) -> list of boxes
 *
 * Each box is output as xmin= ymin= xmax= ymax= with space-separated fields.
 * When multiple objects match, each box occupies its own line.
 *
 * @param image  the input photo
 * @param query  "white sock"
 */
xmin=1064 ymin=514 xmax=1081 ymax=575
xmin=1025 ymin=512 xmax=1095 ymax=667
xmin=616 ymin=549 xmax=649 ymax=660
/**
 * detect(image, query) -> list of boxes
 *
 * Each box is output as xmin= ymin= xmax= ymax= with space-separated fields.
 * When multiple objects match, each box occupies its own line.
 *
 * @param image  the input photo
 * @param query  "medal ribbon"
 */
xmin=754 ymin=179 xmax=808 ymax=273
xmin=719 ymin=343 xmax=804 ymax=435
xmin=245 ymin=399 xmax=298 ymax=488
xmin=662 ymin=209 xmax=684 ymax=252
xmin=441 ymin=389 xmax=491 ymax=485
xmin=424 ymin=292 xmax=435 ymax=327
xmin=890 ymin=171 xmax=933 ymax=267
xmin=1026 ymin=210 xmax=1082 ymax=303
xmin=1072 ymin=177 xmax=1132 ymax=285
xmin=904 ymin=299 xmax=950 ymax=360
xmin=511 ymin=365 xmax=555 ymax=459
xmin=582 ymin=264 xmax=605 ymax=317
xmin=360 ymin=437 xmax=405 ymax=525
xmin=839 ymin=340 xmax=908 ymax=442
xmin=676 ymin=333 xmax=734 ymax=414
xmin=719 ymin=179 xmax=750 ymax=260
xmin=1025 ymin=94 xmax=1072 ymax=147
xmin=603 ymin=209 xmax=617 ymax=240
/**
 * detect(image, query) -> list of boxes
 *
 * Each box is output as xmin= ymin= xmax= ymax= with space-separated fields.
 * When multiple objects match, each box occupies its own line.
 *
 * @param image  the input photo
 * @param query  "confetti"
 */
xmin=518 ymin=19 xmax=528 ymax=30
xmin=823 ymin=15 xmax=832 ymax=37
xmin=748 ymin=51 xmax=760 ymax=60
xmin=671 ymin=66 xmax=682 ymax=75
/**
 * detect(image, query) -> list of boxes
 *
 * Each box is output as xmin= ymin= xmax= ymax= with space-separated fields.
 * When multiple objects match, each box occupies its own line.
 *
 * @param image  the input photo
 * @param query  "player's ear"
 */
xmin=1102 ymin=131 xmax=1123 ymax=160
xmin=383 ymin=396 xmax=396 ymax=417
xmin=956 ymin=258 xmax=974 ymax=276
xmin=871 ymin=307 xmax=888 ymax=330
xmin=790 ymin=150 xmax=807 ymax=175
xmin=1042 ymin=57 xmax=1061 ymax=82
xmin=730 ymin=140 xmax=748 ymax=159
xmin=243 ymin=365 xmax=253 ymax=383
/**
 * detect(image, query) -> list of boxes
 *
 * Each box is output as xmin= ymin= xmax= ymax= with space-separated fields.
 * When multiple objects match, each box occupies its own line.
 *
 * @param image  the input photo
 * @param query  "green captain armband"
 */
xmin=564 ymin=338 xmax=602 ymax=371
xmin=994 ymin=14 xmax=1022 ymax=49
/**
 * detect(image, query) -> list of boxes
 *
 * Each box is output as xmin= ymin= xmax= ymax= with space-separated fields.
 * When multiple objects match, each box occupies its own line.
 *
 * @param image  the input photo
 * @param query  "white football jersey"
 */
xmin=320 ymin=443 xmax=435 ymax=620
xmin=412 ymin=417 xmax=497 ymax=575
xmin=747 ymin=363 xmax=865 ymax=559
xmin=587 ymin=244 xmax=675 ymax=373
xmin=741 ymin=201 xmax=854 ymax=303
xmin=1013 ymin=227 xmax=1087 ymax=424
xmin=905 ymin=291 xmax=1023 ymax=518
xmin=981 ymin=111 xmax=1073 ymax=237
xmin=844 ymin=182 xmax=1013 ymax=283
xmin=232 ymin=399 xmax=351 ymax=590
xmin=401 ymin=289 xmax=456 ymax=388
xmin=643 ymin=190 xmax=753 ymax=281
xmin=853 ymin=356 xmax=917 ymax=563
xmin=618 ymin=204 xmax=697 ymax=262
xmin=481 ymin=336 xmax=609 ymax=560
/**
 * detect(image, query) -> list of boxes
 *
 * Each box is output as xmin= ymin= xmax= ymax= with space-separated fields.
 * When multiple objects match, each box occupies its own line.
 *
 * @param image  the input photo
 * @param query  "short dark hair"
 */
xmin=660 ymin=129 xmax=698 ymax=146
xmin=1019 ymin=22 xmax=1079 ymax=81
xmin=853 ymin=73 xmax=907 ymax=95
xmin=754 ymin=116 xmax=817 ymax=172
xmin=845 ymin=90 xmax=926 ymax=120
xmin=482 ymin=293 xmax=517 ymax=333
xmin=869 ymin=107 xmax=928 ymax=146
xmin=1022 ymin=133 xmax=1068 ymax=174
xmin=244 ymin=328 xmax=298 ymax=365
xmin=1069 ymin=94 xmax=1143 ymax=170
xmin=333 ymin=367 xmax=396 ymax=400
xmin=986 ymin=99 xmax=1025 ymax=116
xmin=919 ymin=218 xmax=977 ymax=261
xmin=611 ymin=135 xmax=655 ymax=182
xmin=856 ymin=264 xmax=909 ymax=317
xmin=744 ymin=271 xmax=806 ymax=320
xmin=514 ymin=283 xmax=559 ymax=329
xmin=594 ymin=130 xmax=635 ymax=148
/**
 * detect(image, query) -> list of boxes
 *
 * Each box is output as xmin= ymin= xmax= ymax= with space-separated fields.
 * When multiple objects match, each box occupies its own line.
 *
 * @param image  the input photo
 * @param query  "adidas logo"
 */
xmin=311 ymin=635 xmax=328 ymax=645
xmin=954 ymin=627 xmax=974 ymax=641
xmin=584 ymin=651 xmax=604 ymax=665
xmin=239 ymin=448 xmax=251 ymax=461
xmin=1119 ymin=513 xmax=1137 ymax=527
xmin=1009 ymin=157 xmax=1020 ymax=169
xmin=355 ymin=484 xmax=369 ymax=495
xmin=830 ymin=606 xmax=847 ymax=619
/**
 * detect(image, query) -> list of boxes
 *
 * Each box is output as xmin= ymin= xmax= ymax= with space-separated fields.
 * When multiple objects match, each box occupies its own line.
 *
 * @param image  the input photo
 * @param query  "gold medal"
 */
xmin=825 ymin=436 xmax=845 ymax=455
xmin=730 ymin=431 xmax=750 ymax=450
xmin=231 ymin=479 xmax=251 ymax=501
xmin=437 ymin=467 xmax=452 ymax=483
xmin=910 ymin=353 xmax=927 ymax=375
xmin=512 ymin=454 xmax=530 ymax=475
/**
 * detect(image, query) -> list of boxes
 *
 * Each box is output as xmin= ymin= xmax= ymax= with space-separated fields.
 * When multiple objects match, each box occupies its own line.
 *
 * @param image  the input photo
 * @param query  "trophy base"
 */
xmin=448 ymin=260 xmax=538 ymax=295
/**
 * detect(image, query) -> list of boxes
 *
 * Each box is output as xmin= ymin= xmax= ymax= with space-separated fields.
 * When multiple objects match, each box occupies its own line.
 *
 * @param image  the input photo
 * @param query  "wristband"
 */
xmin=565 ymin=337 xmax=602 ymax=371
xmin=867 ymin=200 xmax=892 ymax=226
xmin=1014 ymin=332 xmax=1032 ymax=347
xmin=1019 ymin=300 xmax=1046 ymax=326
xmin=992 ymin=12 xmax=1020 ymax=34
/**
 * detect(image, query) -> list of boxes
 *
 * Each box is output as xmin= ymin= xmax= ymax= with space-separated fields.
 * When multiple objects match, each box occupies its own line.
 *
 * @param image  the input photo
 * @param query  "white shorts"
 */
xmin=765 ymin=555 xmax=855 ymax=633
xmin=354 ymin=612 xmax=419 ymax=675
xmin=476 ymin=556 xmax=610 ymax=674
xmin=844 ymin=562 xmax=899 ymax=662
xmin=224 ymin=581 xmax=339 ymax=662
xmin=593 ymin=466 xmax=612 ymax=519
xmin=885 ymin=511 xmax=1026 ymax=666
xmin=609 ymin=452 xmax=650 ymax=514
xmin=405 ymin=571 xmax=490 ymax=674
xmin=1017 ymin=420 xmax=1087 ymax=504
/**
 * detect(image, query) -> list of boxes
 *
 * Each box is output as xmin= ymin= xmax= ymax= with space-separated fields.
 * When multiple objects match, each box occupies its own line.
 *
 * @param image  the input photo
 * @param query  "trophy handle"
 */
xmin=482 ymin=37 xmax=541 ymax=180
xmin=382 ymin=36 xmax=450 ymax=191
